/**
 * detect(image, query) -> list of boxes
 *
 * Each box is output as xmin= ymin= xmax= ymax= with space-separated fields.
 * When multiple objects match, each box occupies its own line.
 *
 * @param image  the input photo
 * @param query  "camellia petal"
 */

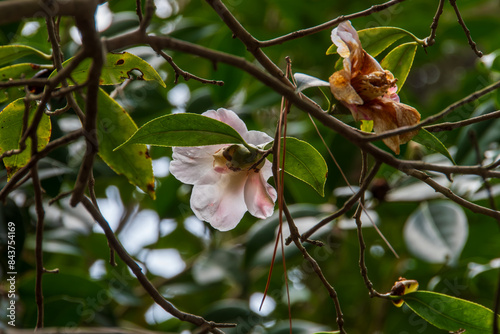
xmin=244 ymin=162 xmax=277 ymax=219
xmin=203 ymin=108 xmax=248 ymax=136
xmin=169 ymin=108 xmax=277 ymax=231
xmin=190 ymin=172 xmax=249 ymax=231
xmin=170 ymin=145 xmax=226 ymax=185
xmin=244 ymin=130 xmax=274 ymax=147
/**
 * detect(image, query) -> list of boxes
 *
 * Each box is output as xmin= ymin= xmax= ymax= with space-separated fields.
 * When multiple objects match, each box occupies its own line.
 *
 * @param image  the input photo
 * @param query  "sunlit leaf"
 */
xmin=0 ymin=45 xmax=51 ymax=67
xmin=75 ymin=89 xmax=156 ymax=199
xmin=402 ymin=291 xmax=500 ymax=334
xmin=360 ymin=120 xmax=374 ymax=133
xmin=294 ymin=73 xmax=330 ymax=92
xmin=404 ymin=201 xmax=468 ymax=264
xmin=0 ymin=98 xmax=51 ymax=179
xmin=267 ymin=137 xmax=328 ymax=196
xmin=50 ymin=52 xmax=166 ymax=88
xmin=413 ymin=128 xmax=455 ymax=164
xmin=115 ymin=113 xmax=247 ymax=150
xmin=359 ymin=27 xmax=420 ymax=57
xmin=381 ymin=42 xmax=418 ymax=92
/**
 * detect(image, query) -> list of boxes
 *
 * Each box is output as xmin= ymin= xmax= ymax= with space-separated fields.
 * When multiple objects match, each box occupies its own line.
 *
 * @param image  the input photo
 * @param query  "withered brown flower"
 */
xmin=329 ymin=21 xmax=420 ymax=154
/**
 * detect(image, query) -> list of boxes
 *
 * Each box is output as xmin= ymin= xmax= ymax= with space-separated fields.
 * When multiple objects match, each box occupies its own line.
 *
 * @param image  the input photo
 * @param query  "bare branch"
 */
xmin=364 ymin=79 xmax=500 ymax=144
xmin=282 ymin=204 xmax=346 ymax=333
xmin=258 ymin=0 xmax=408 ymax=47
xmin=425 ymin=109 xmax=500 ymax=132
xmin=80 ymin=197 xmax=233 ymax=334
xmin=0 ymin=130 xmax=83 ymax=201
xmin=153 ymin=48 xmax=224 ymax=86
xmin=70 ymin=1 xmax=104 ymax=207
xmin=405 ymin=168 xmax=500 ymax=220
xmin=449 ymin=0 xmax=483 ymax=57
xmin=423 ymin=0 xmax=445 ymax=48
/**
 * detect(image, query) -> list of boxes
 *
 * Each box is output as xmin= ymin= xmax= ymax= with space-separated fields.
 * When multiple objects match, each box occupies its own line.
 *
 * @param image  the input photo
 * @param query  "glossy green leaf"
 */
xmin=268 ymin=137 xmax=328 ymax=196
xmin=413 ymin=128 xmax=455 ymax=164
xmin=381 ymin=42 xmax=418 ymax=92
xmin=0 ymin=63 xmax=51 ymax=82
xmin=115 ymin=113 xmax=247 ymax=150
xmin=402 ymin=291 xmax=500 ymax=333
xmin=326 ymin=26 xmax=419 ymax=57
xmin=0 ymin=98 xmax=51 ymax=179
xmin=76 ymin=89 xmax=156 ymax=199
xmin=0 ymin=45 xmax=51 ymax=67
xmin=404 ymin=201 xmax=468 ymax=264
xmin=51 ymin=52 xmax=166 ymax=87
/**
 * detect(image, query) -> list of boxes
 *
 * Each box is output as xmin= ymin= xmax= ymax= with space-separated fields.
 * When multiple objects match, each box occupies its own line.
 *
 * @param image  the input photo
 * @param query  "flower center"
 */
xmin=351 ymin=70 xmax=397 ymax=103
xmin=213 ymin=144 xmax=265 ymax=173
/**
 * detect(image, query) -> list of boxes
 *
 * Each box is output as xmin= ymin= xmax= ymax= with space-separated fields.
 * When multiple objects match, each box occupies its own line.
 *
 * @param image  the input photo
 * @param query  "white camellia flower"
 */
xmin=169 ymin=108 xmax=277 ymax=231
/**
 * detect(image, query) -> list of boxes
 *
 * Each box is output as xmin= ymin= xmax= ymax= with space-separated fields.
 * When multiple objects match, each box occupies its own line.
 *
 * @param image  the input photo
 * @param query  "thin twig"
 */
xmin=449 ymin=0 xmax=483 ymax=57
xmin=31 ymin=127 xmax=46 ymax=329
xmin=257 ymin=0 xmax=408 ymax=47
xmin=300 ymin=162 xmax=381 ymax=241
xmin=80 ymin=197 xmax=233 ymax=333
xmin=282 ymin=204 xmax=346 ymax=333
xmin=135 ymin=0 xmax=143 ymax=23
xmin=364 ymin=79 xmax=500 ymax=143
xmin=425 ymin=109 xmax=500 ymax=133
xmin=354 ymin=152 xmax=384 ymax=298
xmin=405 ymin=168 xmax=500 ymax=220
xmin=423 ymin=0 xmax=445 ymax=48
xmin=0 ymin=130 xmax=83 ymax=201
xmin=139 ymin=0 xmax=155 ymax=32
xmin=204 ymin=0 xmax=290 ymax=84
xmin=153 ymin=48 xmax=224 ymax=86
xmin=70 ymin=6 xmax=103 ymax=207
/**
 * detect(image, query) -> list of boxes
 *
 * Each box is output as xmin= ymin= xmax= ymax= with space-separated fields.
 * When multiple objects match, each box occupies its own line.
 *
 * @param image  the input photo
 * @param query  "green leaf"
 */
xmin=326 ymin=26 xmax=419 ymax=57
xmin=0 ymin=45 xmax=51 ymax=67
xmin=360 ymin=120 xmax=374 ymax=133
xmin=75 ymin=89 xmax=156 ymax=199
xmin=115 ymin=113 xmax=247 ymax=150
xmin=413 ymin=128 xmax=455 ymax=164
xmin=269 ymin=137 xmax=328 ymax=197
xmin=402 ymin=291 xmax=500 ymax=334
xmin=0 ymin=63 xmax=51 ymax=82
xmin=381 ymin=42 xmax=418 ymax=92
xmin=51 ymin=52 xmax=166 ymax=88
xmin=359 ymin=27 xmax=419 ymax=57
xmin=404 ymin=201 xmax=468 ymax=264
xmin=0 ymin=98 xmax=51 ymax=179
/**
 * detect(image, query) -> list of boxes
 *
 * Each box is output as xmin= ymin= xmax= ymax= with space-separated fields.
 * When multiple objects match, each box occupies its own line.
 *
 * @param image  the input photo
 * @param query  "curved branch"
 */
xmin=80 ymin=197 xmax=233 ymax=334
xmin=258 ymin=0 xmax=408 ymax=47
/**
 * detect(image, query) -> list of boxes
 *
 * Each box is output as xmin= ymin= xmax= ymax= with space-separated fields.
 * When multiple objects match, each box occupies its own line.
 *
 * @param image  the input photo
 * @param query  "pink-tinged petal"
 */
xmin=244 ymin=130 xmax=273 ymax=147
xmin=331 ymin=27 xmax=351 ymax=58
xmin=244 ymin=170 xmax=277 ymax=219
xmin=170 ymin=145 xmax=226 ymax=185
xmin=190 ymin=172 xmax=248 ymax=231
xmin=203 ymin=108 xmax=248 ymax=137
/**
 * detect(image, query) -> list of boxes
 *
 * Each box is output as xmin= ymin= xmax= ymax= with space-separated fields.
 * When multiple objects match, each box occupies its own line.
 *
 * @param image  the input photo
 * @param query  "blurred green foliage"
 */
xmin=1 ymin=0 xmax=500 ymax=333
